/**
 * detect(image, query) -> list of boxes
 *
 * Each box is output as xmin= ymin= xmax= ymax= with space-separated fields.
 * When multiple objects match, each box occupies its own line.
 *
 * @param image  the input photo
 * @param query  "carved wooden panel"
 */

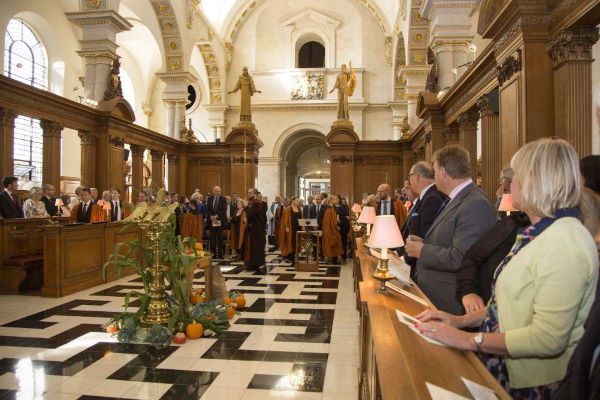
xmin=63 ymin=233 xmax=103 ymax=281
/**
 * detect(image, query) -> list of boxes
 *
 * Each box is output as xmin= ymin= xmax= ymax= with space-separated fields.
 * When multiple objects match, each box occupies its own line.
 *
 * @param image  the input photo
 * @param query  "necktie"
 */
xmin=317 ymin=205 xmax=320 ymax=216
xmin=10 ymin=193 xmax=16 ymax=203
xmin=385 ymin=201 xmax=389 ymax=215
xmin=435 ymin=197 xmax=451 ymax=219
xmin=214 ymin=196 xmax=218 ymax=209
xmin=116 ymin=202 xmax=120 ymax=221
xmin=82 ymin=203 xmax=88 ymax=215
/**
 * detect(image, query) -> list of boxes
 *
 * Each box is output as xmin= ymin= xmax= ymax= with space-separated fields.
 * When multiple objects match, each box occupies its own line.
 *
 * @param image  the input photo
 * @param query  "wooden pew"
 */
xmin=355 ymin=240 xmax=510 ymax=399
xmin=0 ymin=217 xmax=70 ymax=294
xmin=41 ymin=222 xmax=141 ymax=297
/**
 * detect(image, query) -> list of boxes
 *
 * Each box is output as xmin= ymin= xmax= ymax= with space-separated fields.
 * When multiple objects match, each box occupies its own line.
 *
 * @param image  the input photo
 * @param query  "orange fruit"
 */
xmin=226 ymin=307 xmax=235 ymax=320
xmin=234 ymin=295 xmax=246 ymax=308
xmin=186 ymin=321 xmax=203 ymax=339
xmin=223 ymin=297 xmax=232 ymax=305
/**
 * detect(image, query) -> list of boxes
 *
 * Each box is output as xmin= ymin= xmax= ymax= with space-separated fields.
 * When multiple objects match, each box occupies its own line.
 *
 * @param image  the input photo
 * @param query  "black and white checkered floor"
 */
xmin=0 ymin=252 xmax=359 ymax=399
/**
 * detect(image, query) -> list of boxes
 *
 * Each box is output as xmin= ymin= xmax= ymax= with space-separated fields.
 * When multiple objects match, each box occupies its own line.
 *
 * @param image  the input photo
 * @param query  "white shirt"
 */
xmin=419 ymin=183 xmax=435 ymax=201
xmin=448 ymin=179 xmax=473 ymax=202
xmin=113 ymin=200 xmax=121 ymax=221
xmin=380 ymin=198 xmax=392 ymax=215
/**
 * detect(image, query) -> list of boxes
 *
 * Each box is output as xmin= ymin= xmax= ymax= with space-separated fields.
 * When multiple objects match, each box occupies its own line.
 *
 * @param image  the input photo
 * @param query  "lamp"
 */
xmin=498 ymin=194 xmax=517 ymax=215
xmin=54 ymin=198 xmax=64 ymax=217
xmin=368 ymin=215 xmax=405 ymax=293
xmin=357 ymin=206 xmax=376 ymax=241
xmin=351 ymin=203 xmax=362 ymax=213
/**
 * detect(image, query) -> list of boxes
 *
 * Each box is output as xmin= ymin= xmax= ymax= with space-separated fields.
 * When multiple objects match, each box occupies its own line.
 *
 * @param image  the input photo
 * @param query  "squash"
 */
xmin=223 ymin=297 xmax=232 ymax=305
xmin=190 ymin=294 xmax=201 ymax=305
xmin=186 ymin=321 xmax=203 ymax=339
xmin=226 ymin=307 xmax=235 ymax=320
xmin=233 ymin=294 xmax=246 ymax=308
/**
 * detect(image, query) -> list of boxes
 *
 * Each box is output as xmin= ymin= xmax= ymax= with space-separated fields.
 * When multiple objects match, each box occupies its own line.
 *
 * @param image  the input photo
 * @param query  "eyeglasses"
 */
xmin=407 ymin=173 xmax=416 ymax=180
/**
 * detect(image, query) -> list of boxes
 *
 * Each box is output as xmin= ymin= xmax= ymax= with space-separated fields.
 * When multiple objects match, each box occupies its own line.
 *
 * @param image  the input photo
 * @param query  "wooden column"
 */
xmin=177 ymin=152 xmax=188 ymax=198
xmin=326 ymin=124 xmax=359 ymax=202
xmin=130 ymin=144 xmax=145 ymax=199
xmin=478 ymin=94 xmax=501 ymax=202
xmin=226 ymin=127 xmax=260 ymax=196
xmin=0 ymin=108 xmax=17 ymax=178
xmin=150 ymin=149 xmax=165 ymax=190
xmin=167 ymin=154 xmax=178 ymax=193
xmin=40 ymin=120 xmax=63 ymax=190
xmin=548 ymin=27 xmax=600 ymax=157
xmin=442 ymin=124 xmax=460 ymax=146
xmin=78 ymin=130 xmax=97 ymax=188
xmin=107 ymin=135 xmax=125 ymax=192
xmin=402 ymin=145 xmax=413 ymax=180
xmin=457 ymin=110 xmax=479 ymax=181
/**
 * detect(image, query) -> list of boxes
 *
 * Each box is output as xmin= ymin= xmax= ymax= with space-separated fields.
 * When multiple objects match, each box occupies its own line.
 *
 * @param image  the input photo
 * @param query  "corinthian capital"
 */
xmin=548 ymin=27 xmax=600 ymax=67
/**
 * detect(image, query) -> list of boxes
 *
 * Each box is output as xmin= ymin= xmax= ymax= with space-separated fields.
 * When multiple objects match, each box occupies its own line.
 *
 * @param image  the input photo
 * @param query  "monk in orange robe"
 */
xmin=279 ymin=197 xmax=303 ymax=262
xmin=273 ymin=203 xmax=284 ymax=249
xmin=230 ymin=200 xmax=247 ymax=253
xmin=322 ymin=195 xmax=343 ymax=263
xmin=181 ymin=199 xmax=204 ymax=243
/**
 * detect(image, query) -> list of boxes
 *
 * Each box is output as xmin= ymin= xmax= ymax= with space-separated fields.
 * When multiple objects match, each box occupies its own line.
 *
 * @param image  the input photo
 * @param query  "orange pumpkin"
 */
xmin=223 ymin=297 xmax=232 ymax=305
xmin=226 ymin=307 xmax=235 ymax=320
xmin=190 ymin=294 xmax=201 ymax=305
xmin=186 ymin=321 xmax=203 ymax=339
xmin=195 ymin=288 xmax=203 ymax=295
xmin=234 ymin=295 xmax=246 ymax=308
xmin=106 ymin=324 xmax=119 ymax=334
xmin=195 ymin=242 xmax=203 ymax=250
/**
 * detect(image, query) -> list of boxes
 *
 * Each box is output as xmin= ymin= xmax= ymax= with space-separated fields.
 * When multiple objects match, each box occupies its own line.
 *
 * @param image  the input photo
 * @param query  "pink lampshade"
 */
xmin=54 ymin=198 xmax=64 ymax=207
xmin=357 ymin=206 xmax=376 ymax=224
xmin=498 ymin=194 xmax=517 ymax=212
xmin=351 ymin=203 xmax=362 ymax=213
xmin=368 ymin=215 xmax=405 ymax=249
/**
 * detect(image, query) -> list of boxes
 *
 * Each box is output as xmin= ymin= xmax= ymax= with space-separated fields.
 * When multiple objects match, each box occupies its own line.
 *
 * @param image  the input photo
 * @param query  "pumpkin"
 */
xmin=190 ymin=294 xmax=201 ymax=305
xmin=223 ymin=297 xmax=232 ymax=305
xmin=195 ymin=242 xmax=203 ymax=250
xmin=186 ymin=321 xmax=203 ymax=339
xmin=106 ymin=324 xmax=119 ymax=334
xmin=234 ymin=294 xmax=246 ymax=308
xmin=226 ymin=307 xmax=235 ymax=320
xmin=195 ymin=288 xmax=203 ymax=295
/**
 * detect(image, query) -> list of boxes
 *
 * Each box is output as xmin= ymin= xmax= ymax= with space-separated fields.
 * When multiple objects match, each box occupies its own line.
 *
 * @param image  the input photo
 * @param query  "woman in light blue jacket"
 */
xmin=415 ymin=138 xmax=598 ymax=399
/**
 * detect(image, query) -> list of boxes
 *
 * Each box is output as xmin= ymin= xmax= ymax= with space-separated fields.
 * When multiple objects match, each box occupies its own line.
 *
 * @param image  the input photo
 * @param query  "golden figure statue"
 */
xmin=329 ymin=62 xmax=356 ymax=122
xmin=228 ymin=66 xmax=261 ymax=124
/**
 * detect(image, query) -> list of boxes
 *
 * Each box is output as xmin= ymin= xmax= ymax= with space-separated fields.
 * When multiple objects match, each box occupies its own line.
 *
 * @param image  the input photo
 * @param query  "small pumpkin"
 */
xmin=190 ymin=294 xmax=201 ymax=305
xmin=223 ymin=297 xmax=232 ymax=305
xmin=106 ymin=324 xmax=119 ymax=334
xmin=195 ymin=288 xmax=204 ymax=295
xmin=226 ymin=307 xmax=235 ymax=320
xmin=186 ymin=321 xmax=203 ymax=339
xmin=195 ymin=242 xmax=203 ymax=250
xmin=233 ymin=294 xmax=246 ymax=308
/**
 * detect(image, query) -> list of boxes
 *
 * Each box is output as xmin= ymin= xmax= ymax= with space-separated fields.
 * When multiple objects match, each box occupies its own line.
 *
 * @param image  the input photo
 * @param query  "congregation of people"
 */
xmin=2 ymin=138 xmax=600 ymax=398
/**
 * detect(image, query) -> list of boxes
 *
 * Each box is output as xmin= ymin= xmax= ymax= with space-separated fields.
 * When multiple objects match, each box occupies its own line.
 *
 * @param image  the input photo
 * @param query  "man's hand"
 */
xmin=462 ymin=293 xmax=485 ymax=314
xmin=405 ymin=235 xmax=424 ymax=258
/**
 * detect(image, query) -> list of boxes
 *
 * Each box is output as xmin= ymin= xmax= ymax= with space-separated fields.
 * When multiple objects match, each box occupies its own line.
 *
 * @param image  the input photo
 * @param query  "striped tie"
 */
xmin=434 ymin=197 xmax=451 ymax=219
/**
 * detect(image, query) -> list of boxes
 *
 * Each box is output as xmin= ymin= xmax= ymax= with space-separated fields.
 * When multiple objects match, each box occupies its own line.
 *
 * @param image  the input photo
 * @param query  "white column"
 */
xmin=257 ymin=157 xmax=283 ymax=203
xmin=209 ymin=125 xmax=218 ymax=141
xmin=174 ymin=101 xmax=186 ymax=140
xmin=166 ymin=102 xmax=176 ymax=138
xmin=398 ymin=66 xmax=429 ymax=127
xmin=217 ymin=125 xmax=225 ymax=141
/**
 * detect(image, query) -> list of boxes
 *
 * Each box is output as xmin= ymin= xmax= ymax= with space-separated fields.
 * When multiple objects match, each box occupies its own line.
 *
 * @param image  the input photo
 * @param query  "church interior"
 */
xmin=1 ymin=0 xmax=600 ymax=399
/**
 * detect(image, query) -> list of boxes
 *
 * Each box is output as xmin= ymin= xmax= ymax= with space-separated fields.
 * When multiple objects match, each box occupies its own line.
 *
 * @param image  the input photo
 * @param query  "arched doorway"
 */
xmin=279 ymin=130 xmax=330 ymax=199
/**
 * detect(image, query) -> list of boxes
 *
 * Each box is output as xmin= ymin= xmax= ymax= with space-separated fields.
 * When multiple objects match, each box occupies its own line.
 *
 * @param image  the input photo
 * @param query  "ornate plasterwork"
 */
xmin=547 ymin=27 xmax=600 ymax=67
xmin=186 ymin=0 xmax=201 ymax=29
xmin=497 ymin=49 xmax=522 ymax=86
xmin=446 ymin=66 xmax=498 ymax=118
xmin=197 ymin=43 xmax=223 ymax=104
xmin=291 ymin=72 xmax=325 ymax=100
xmin=78 ymin=130 xmax=97 ymax=145
xmin=385 ymin=36 xmax=393 ymax=66
xmin=442 ymin=126 xmax=459 ymax=144
xmin=457 ymin=109 xmax=479 ymax=131
xmin=151 ymin=1 xmax=184 ymax=73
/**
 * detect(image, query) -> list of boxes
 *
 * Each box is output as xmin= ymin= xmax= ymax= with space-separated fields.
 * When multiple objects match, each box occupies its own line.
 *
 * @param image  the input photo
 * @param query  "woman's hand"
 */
xmin=416 ymin=309 xmax=460 ymax=328
xmin=462 ymin=294 xmax=485 ymax=314
xmin=414 ymin=322 xmax=475 ymax=351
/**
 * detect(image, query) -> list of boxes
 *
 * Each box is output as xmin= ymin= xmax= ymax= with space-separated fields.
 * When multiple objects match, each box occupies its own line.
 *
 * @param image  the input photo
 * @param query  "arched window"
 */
xmin=4 ymin=19 xmax=48 ymax=186
xmin=297 ymin=41 xmax=325 ymax=68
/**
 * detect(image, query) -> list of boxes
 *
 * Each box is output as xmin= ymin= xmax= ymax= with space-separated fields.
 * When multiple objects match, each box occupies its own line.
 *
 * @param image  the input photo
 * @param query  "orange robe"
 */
xmin=70 ymin=203 xmax=105 ymax=224
xmin=234 ymin=210 xmax=247 ymax=250
xmin=273 ymin=206 xmax=283 ymax=245
xmin=181 ymin=212 xmax=204 ymax=243
xmin=322 ymin=207 xmax=343 ymax=258
xmin=393 ymin=200 xmax=408 ymax=231
xmin=279 ymin=207 xmax=295 ymax=257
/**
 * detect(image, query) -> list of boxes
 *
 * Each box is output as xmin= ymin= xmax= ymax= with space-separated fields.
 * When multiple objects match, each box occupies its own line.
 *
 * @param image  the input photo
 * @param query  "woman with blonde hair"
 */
xmin=23 ymin=187 xmax=50 ymax=218
xmin=365 ymin=194 xmax=377 ymax=208
xmin=322 ymin=195 xmax=343 ymax=264
xmin=415 ymin=138 xmax=598 ymax=398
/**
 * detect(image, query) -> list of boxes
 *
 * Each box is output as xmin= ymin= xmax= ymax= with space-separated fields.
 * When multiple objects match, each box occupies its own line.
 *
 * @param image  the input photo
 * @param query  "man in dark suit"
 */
xmin=401 ymin=162 xmax=447 ymax=275
xmin=405 ymin=145 xmax=495 ymax=314
xmin=73 ymin=187 xmax=94 ymax=223
xmin=110 ymin=188 xmax=125 ymax=221
xmin=0 ymin=176 xmax=24 ymax=219
xmin=207 ymin=185 xmax=227 ymax=258
xmin=41 ymin=184 xmax=58 ymax=216
xmin=315 ymin=194 xmax=328 ymax=230
xmin=376 ymin=183 xmax=408 ymax=231
xmin=303 ymin=195 xmax=317 ymax=219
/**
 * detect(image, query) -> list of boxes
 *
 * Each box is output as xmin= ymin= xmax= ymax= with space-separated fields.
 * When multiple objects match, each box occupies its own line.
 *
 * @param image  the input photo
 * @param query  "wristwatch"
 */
xmin=473 ymin=332 xmax=484 ymax=353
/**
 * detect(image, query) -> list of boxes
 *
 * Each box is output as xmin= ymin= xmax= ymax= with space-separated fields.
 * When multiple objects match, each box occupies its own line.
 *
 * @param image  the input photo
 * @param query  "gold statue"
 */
xmin=329 ymin=62 xmax=356 ymax=121
xmin=228 ymin=66 xmax=261 ymax=123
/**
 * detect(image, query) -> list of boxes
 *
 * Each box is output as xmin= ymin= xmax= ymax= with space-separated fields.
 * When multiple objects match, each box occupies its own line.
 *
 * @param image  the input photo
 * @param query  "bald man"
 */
xmin=207 ymin=185 xmax=228 ymax=258
xmin=376 ymin=183 xmax=408 ymax=231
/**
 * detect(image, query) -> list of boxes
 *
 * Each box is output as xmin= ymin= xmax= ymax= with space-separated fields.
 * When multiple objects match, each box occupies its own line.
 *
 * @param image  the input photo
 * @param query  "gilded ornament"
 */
xmin=212 ymin=94 xmax=222 ymax=103
xmin=414 ymin=33 xmax=424 ymax=41
xmin=169 ymin=41 xmax=177 ymax=50
xmin=414 ymin=54 xmax=424 ymax=64
xmin=165 ymin=22 xmax=173 ymax=30
xmin=291 ymin=72 xmax=325 ymax=100
xmin=159 ymin=4 xmax=167 ymax=13
xmin=328 ymin=62 xmax=356 ymax=122
xmin=90 ymin=0 xmax=102 ymax=8
xmin=168 ymin=59 xmax=181 ymax=71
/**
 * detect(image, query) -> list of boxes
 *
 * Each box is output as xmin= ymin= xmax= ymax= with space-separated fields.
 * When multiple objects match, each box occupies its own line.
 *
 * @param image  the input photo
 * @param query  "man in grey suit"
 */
xmin=405 ymin=145 xmax=495 ymax=315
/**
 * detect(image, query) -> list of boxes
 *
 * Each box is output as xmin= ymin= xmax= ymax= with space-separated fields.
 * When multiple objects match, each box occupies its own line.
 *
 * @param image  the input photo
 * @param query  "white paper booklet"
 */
xmin=395 ymin=309 xmax=448 ymax=347
xmin=426 ymin=383 xmax=470 ymax=400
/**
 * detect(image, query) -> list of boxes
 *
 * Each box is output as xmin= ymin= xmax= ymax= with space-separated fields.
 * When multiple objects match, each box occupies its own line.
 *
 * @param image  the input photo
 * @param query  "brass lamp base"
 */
xmin=372 ymin=258 xmax=395 ymax=293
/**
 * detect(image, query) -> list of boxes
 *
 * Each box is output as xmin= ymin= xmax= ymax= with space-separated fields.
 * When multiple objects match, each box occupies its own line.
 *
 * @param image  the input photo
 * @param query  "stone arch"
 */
xmin=394 ymin=32 xmax=407 ymax=100
xmin=293 ymin=27 xmax=331 ymax=68
xmin=149 ymin=0 xmax=185 ymax=73
xmin=273 ymin=122 xmax=328 ymax=158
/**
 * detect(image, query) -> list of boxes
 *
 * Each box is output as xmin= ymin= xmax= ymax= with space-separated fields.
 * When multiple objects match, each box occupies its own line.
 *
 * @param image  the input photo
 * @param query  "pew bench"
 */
xmin=0 ymin=254 xmax=44 ymax=293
